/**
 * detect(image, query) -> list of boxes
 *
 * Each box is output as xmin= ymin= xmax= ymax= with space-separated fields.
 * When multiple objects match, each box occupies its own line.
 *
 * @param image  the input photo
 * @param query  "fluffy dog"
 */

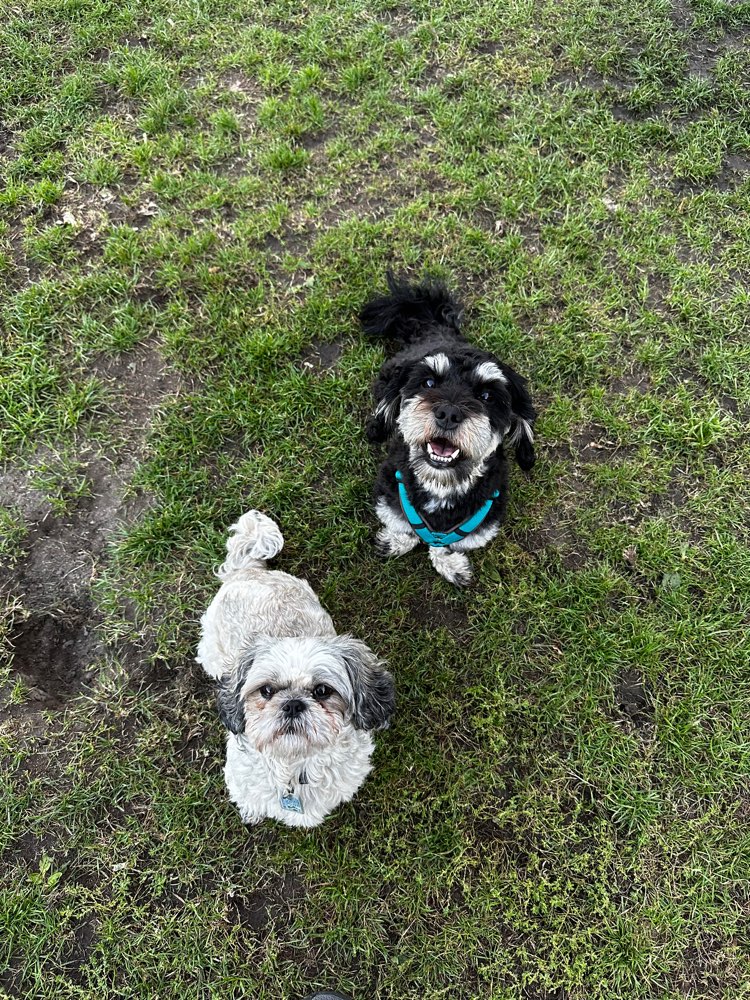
xmin=360 ymin=274 xmax=536 ymax=586
xmin=197 ymin=510 xmax=395 ymax=828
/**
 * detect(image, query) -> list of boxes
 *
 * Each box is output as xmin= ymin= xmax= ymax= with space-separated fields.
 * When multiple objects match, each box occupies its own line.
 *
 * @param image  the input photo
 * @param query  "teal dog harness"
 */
xmin=395 ymin=470 xmax=499 ymax=548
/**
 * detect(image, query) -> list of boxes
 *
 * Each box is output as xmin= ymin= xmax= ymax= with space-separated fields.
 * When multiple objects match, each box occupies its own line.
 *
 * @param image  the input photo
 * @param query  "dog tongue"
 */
xmin=430 ymin=438 xmax=456 ymax=457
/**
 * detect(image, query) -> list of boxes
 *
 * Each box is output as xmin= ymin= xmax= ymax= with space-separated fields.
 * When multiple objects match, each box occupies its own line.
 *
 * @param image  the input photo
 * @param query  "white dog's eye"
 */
xmin=479 ymin=389 xmax=491 ymax=401
xmin=422 ymin=377 xmax=436 ymax=389
xmin=312 ymin=684 xmax=333 ymax=701
xmin=259 ymin=685 xmax=274 ymax=700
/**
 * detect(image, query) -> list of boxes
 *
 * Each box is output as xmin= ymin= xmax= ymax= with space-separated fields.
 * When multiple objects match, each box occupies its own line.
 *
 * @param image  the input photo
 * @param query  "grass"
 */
xmin=1 ymin=0 xmax=750 ymax=996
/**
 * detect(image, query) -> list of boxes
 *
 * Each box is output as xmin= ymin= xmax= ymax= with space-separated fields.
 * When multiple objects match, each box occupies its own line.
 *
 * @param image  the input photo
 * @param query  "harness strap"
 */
xmin=395 ymin=470 xmax=499 ymax=548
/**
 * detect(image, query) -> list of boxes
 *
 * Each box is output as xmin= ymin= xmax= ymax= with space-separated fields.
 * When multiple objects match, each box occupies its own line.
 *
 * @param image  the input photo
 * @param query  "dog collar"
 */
xmin=395 ymin=470 xmax=499 ymax=548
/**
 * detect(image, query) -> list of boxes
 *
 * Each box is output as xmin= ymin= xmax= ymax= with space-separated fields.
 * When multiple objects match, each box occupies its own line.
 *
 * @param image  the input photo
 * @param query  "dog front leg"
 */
xmin=375 ymin=524 xmax=419 ymax=559
xmin=428 ymin=546 xmax=473 ymax=587
xmin=374 ymin=498 xmax=419 ymax=559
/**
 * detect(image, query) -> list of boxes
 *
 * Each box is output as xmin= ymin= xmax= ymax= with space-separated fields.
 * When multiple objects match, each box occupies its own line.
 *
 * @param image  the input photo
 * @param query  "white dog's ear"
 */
xmin=216 ymin=639 xmax=266 ymax=735
xmin=333 ymin=636 xmax=395 ymax=732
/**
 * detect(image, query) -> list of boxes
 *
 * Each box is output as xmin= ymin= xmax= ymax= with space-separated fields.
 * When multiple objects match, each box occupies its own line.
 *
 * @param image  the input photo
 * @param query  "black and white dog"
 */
xmin=361 ymin=274 xmax=536 ymax=586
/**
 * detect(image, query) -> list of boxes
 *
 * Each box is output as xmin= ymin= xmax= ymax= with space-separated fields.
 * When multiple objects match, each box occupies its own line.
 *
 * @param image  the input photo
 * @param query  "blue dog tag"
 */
xmin=280 ymin=789 xmax=304 ymax=813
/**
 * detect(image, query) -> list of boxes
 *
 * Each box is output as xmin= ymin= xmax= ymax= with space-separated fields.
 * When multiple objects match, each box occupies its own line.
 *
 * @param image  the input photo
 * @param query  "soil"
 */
xmin=225 ymin=871 xmax=306 ymax=932
xmin=299 ymin=336 xmax=346 ymax=371
xmin=614 ymin=668 xmax=653 ymax=727
xmin=9 ymin=603 xmax=101 ymax=707
xmin=1 ymin=343 xmax=181 ymax=714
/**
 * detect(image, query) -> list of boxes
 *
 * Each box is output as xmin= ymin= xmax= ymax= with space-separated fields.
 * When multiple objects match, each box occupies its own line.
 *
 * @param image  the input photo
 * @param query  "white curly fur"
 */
xmin=197 ymin=510 xmax=393 ymax=828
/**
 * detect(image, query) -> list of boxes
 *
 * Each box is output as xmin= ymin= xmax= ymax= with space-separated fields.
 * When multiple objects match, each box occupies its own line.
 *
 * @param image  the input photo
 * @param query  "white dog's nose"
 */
xmin=282 ymin=699 xmax=306 ymax=719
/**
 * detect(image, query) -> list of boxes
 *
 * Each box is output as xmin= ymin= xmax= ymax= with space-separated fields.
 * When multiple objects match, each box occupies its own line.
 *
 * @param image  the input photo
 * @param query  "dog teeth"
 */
xmin=427 ymin=443 xmax=460 ymax=463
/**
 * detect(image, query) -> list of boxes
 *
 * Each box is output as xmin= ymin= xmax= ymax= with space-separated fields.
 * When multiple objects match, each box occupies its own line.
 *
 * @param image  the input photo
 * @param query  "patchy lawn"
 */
xmin=2 ymin=0 xmax=750 ymax=997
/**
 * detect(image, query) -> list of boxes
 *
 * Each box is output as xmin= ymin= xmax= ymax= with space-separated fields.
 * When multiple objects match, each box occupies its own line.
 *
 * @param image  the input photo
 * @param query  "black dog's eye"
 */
xmin=479 ymin=389 xmax=491 ymax=401
xmin=422 ymin=377 xmax=436 ymax=389
xmin=312 ymin=684 xmax=333 ymax=701
xmin=259 ymin=685 xmax=274 ymax=700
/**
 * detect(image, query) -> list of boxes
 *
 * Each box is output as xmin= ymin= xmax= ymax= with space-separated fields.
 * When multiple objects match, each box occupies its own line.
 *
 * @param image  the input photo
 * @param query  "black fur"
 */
xmin=334 ymin=636 xmax=395 ymax=732
xmin=360 ymin=271 xmax=464 ymax=344
xmin=216 ymin=645 xmax=259 ymax=734
xmin=360 ymin=275 xmax=536 ymax=576
xmin=374 ymin=440 xmax=510 ymax=538
xmin=500 ymin=366 xmax=536 ymax=472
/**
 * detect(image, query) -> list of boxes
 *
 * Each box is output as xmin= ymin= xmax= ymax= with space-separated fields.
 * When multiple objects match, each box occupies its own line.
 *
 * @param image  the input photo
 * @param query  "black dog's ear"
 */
xmin=216 ymin=640 xmax=265 ymax=735
xmin=366 ymin=358 xmax=407 ymax=444
xmin=501 ymin=364 xmax=537 ymax=471
xmin=334 ymin=636 xmax=395 ymax=732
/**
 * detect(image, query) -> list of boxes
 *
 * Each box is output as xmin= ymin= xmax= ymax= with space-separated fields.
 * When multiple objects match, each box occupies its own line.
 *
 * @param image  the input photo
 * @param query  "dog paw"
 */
xmin=375 ymin=539 xmax=391 ymax=559
xmin=430 ymin=549 xmax=473 ymax=587
xmin=446 ymin=563 xmax=473 ymax=587
xmin=376 ymin=528 xmax=418 ymax=559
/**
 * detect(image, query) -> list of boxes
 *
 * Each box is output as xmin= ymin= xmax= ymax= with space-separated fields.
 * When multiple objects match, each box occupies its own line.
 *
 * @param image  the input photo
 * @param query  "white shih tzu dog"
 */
xmin=196 ymin=510 xmax=395 ymax=828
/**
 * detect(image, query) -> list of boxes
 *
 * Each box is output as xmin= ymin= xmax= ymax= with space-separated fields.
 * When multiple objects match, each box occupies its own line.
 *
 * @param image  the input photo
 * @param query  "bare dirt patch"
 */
xmin=685 ymin=23 xmax=750 ymax=79
xmin=574 ymin=427 xmax=629 ymax=463
xmin=62 ymin=915 xmax=98 ymax=982
xmin=224 ymin=870 xmax=306 ymax=932
xmin=614 ymin=667 xmax=653 ymax=728
xmin=1 ymin=343 xmax=182 ymax=712
xmin=672 ymin=151 xmax=750 ymax=193
xmin=517 ymin=456 xmax=591 ymax=569
xmin=219 ymin=70 xmax=263 ymax=101
xmin=406 ymin=586 xmax=469 ymax=635
xmin=298 ymin=336 xmax=345 ymax=371
xmin=520 ymin=508 xmax=590 ymax=570
xmin=3 ymin=181 xmax=164 ymax=293
xmin=9 ymin=604 xmax=101 ymax=707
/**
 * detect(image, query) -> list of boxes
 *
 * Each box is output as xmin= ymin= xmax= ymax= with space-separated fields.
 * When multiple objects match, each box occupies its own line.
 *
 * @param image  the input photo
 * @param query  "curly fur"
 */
xmin=197 ymin=510 xmax=395 ymax=827
xmin=361 ymin=274 xmax=536 ymax=586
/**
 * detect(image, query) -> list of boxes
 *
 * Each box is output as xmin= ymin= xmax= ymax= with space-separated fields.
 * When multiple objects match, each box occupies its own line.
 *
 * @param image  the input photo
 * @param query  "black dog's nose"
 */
xmin=433 ymin=403 xmax=463 ymax=430
xmin=283 ymin=699 xmax=306 ymax=719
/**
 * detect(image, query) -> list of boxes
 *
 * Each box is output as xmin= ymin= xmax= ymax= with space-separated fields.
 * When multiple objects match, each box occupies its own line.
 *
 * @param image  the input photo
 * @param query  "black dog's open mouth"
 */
xmin=425 ymin=438 xmax=461 ymax=468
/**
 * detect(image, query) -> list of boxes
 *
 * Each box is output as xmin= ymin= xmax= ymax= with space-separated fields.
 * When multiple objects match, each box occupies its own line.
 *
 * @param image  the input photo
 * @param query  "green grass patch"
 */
xmin=2 ymin=0 xmax=750 ymax=997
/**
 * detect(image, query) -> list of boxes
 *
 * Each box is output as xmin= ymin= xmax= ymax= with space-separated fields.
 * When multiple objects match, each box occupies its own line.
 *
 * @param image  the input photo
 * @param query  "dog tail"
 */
xmin=359 ymin=271 xmax=463 ymax=345
xmin=217 ymin=510 xmax=284 ymax=579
